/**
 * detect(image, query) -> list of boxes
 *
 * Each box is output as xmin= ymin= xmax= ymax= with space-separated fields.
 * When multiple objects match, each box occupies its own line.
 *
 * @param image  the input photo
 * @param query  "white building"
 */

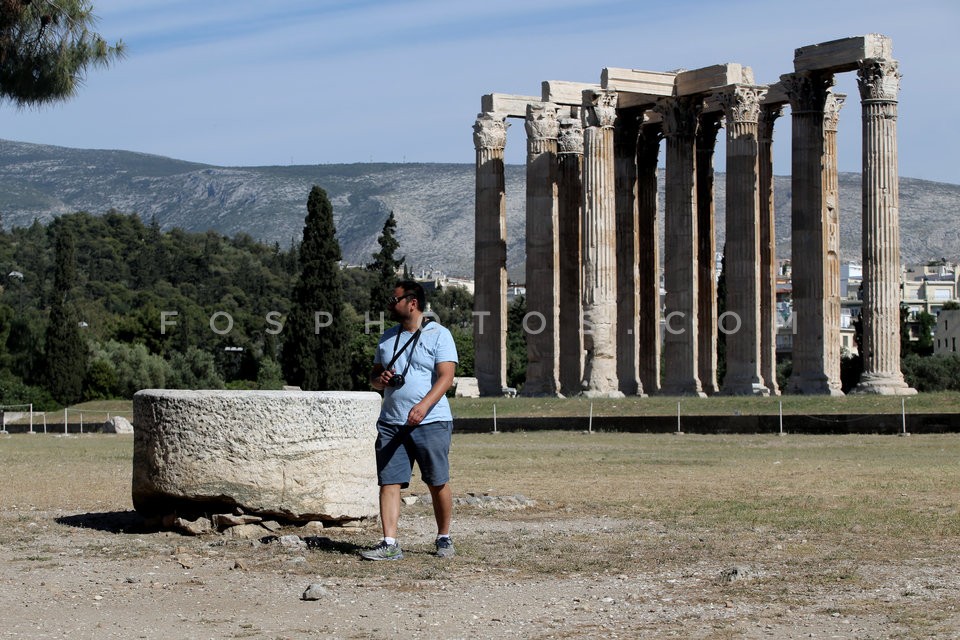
xmin=934 ymin=308 xmax=960 ymax=355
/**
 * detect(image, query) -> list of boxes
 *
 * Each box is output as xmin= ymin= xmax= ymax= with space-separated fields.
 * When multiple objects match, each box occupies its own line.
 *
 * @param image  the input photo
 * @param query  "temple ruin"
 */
xmin=472 ymin=34 xmax=915 ymax=397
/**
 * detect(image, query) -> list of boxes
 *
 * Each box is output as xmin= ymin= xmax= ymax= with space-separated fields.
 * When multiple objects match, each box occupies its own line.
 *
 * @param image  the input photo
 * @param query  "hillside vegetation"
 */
xmin=2 ymin=139 xmax=959 ymax=279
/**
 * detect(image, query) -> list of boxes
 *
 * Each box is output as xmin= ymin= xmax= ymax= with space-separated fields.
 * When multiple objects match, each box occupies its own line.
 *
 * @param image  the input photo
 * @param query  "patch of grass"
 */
xmin=0 ymin=435 xmax=132 ymax=511
xmin=4 ymin=427 xmax=959 ymax=638
xmin=3 ymin=431 xmax=960 ymax=578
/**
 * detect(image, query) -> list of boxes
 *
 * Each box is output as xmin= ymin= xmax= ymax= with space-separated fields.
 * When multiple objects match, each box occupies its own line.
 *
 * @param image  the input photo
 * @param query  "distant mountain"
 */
xmin=1 ymin=139 xmax=958 ymax=279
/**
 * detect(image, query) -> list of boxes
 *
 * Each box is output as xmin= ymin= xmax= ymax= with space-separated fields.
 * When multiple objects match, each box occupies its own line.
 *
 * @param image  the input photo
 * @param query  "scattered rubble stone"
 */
xmin=212 ymin=513 xmax=263 ymax=530
xmin=718 ymin=566 xmax=752 ymax=583
xmin=279 ymin=534 xmax=306 ymax=549
xmin=452 ymin=494 xmax=537 ymax=510
xmin=172 ymin=516 xmax=212 ymax=536
xmin=302 ymin=583 xmax=328 ymax=601
xmin=223 ymin=524 xmax=267 ymax=539
xmin=261 ymin=520 xmax=282 ymax=532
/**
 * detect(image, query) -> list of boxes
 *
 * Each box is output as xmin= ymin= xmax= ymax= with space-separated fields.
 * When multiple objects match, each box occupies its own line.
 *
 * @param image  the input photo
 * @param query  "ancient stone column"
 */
xmin=853 ymin=59 xmax=916 ymax=395
xmin=823 ymin=92 xmax=845 ymax=383
xmin=758 ymin=104 xmax=783 ymax=395
xmin=614 ymin=109 xmax=643 ymax=396
xmin=522 ymin=102 xmax=562 ymax=397
xmin=719 ymin=85 xmax=769 ymax=396
xmin=637 ymin=121 xmax=662 ymax=394
xmin=696 ymin=112 xmax=722 ymax=395
xmin=580 ymin=89 xmax=623 ymax=397
xmin=781 ymin=72 xmax=843 ymax=395
xmin=558 ymin=115 xmax=585 ymax=396
xmin=473 ymin=113 xmax=509 ymax=397
xmin=655 ymin=96 xmax=705 ymax=397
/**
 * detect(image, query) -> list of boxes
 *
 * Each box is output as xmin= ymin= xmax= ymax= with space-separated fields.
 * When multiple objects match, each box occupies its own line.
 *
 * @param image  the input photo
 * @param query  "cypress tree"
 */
xmin=367 ymin=211 xmax=404 ymax=316
xmin=44 ymin=227 xmax=86 ymax=404
xmin=281 ymin=186 xmax=350 ymax=390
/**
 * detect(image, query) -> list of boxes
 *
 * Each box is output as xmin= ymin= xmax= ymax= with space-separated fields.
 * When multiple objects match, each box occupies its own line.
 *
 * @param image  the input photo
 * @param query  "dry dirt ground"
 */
xmin=2 ymin=432 xmax=959 ymax=639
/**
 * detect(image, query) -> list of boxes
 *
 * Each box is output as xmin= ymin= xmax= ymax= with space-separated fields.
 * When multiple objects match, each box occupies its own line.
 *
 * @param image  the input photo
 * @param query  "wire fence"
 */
xmin=1 ymin=406 xmax=134 ymax=434
xmin=0 ymin=403 xmax=33 ymax=433
xmin=477 ymin=397 xmax=921 ymax=435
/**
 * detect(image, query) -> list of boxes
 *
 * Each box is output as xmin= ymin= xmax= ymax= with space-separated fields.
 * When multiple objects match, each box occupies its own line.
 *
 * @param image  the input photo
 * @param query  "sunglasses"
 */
xmin=387 ymin=293 xmax=415 ymax=306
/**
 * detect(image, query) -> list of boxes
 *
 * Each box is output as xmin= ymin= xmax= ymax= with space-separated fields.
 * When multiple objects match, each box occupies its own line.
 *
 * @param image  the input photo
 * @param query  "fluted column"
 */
xmin=853 ymin=59 xmax=916 ymax=395
xmin=823 ymin=92 xmax=845 ymax=384
xmin=614 ymin=109 xmax=644 ymax=396
xmin=655 ymin=96 xmax=705 ymax=397
xmin=558 ymin=115 xmax=584 ymax=396
xmin=782 ymin=72 xmax=843 ymax=395
xmin=473 ymin=113 xmax=509 ymax=396
xmin=719 ymin=86 xmax=769 ymax=395
xmin=696 ymin=112 xmax=722 ymax=395
xmin=758 ymin=104 xmax=783 ymax=395
xmin=580 ymin=89 xmax=623 ymax=397
xmin=522 ymin=103 xmax=562 ymax=397
xmin=637 ymin=121 xmax=662 ymax=394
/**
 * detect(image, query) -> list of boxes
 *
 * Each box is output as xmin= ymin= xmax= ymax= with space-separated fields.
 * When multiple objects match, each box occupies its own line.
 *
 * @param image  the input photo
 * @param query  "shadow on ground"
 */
xmin=56 ymin=510 xmax=149 ymax=533
xmin=302 ymin=535 xmax=365 ymax=555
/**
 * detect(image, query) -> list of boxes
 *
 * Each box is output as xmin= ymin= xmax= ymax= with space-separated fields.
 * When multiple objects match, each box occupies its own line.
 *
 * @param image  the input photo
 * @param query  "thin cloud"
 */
xmin=0 ymin=0 xmax=956 ymax=182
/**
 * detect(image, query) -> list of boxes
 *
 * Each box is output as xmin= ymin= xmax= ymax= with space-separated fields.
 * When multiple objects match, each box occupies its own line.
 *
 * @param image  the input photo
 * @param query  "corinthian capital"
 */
xmin=473 ymin=113 xmax=508 ymax=151
xmin=717 ymin=85 xmax=766 ymax=124
xmin=780 ymin=72 xmax=833 ymax=113
xmin=582 ymin=90 xmax=618 ymax=129
xmin=653 ymin=96 xmax=702 ymax=138
xmin=758 ymin=104 xmax=783 ymax=142
xmin=823 ymin=92 xmax=846 ymax=132
xmin=525 ymin=103 xmax=559 ymax=140
xmin=557 ymin=117 xmax=584 ymax=154
xmin=857 ymin=58 xmax=900 ymax=102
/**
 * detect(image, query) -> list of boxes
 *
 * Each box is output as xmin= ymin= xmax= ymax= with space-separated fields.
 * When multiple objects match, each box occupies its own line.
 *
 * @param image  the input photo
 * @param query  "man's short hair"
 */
xmin=396 ymin=280 xmax=426 ymax=311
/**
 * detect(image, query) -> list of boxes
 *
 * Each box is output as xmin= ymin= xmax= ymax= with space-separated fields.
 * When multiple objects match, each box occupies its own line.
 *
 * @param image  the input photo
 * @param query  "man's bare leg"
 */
xmin=428 ymin=483 xmax=452 ymax=535
xmin=379 ymin=484 xmax=401 ymax=538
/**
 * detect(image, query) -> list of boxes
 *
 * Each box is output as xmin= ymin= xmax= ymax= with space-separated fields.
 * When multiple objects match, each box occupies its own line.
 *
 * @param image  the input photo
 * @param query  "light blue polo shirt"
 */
xmin=374 ymin=320 xmax=458 ymax=425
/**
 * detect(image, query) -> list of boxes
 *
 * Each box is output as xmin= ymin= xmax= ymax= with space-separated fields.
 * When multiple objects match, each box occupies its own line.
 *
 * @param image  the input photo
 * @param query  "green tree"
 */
xmin=166 ymin=347 xmax=224 ymax=390
xmin=840 ymin=312 xmax=864 ymax=393
xmin=914 ymin=311 xmax=936 ymax=356
xmin=44 ymin=227 xmax=86 ymax=404
xmin=450 ymin=327 xmax=474 ymax=378
xmin=430 ymin=285 xmax=474 ymax=329
xmin=255 ymin=357 xmax=284 ymax=390
xmin=902 ymin=353 xmax=960 ymax=392
xmin=900 ymin=303 xmax=912 ymax=358
xmin=89 ymin=340 xmax=170 ymax=397
xmin=367 ymin=211 xmax=404 ymax=315
xmin=346 ymin=325 xmax=380 ymax=391
xmin=341 ymin=266 xmax=377 ymax=317
xmin=0 ymin=0 xmax=123 ymax=107
xmin=82 ymin=357 xmax=116 ymax=400
xmin=506 ymin=295 xmax=527 ymax=390
xmin=281 ymin=186 xmax=350 ymax=390
xmin=900 ymin=304 xmax=936 ymax=357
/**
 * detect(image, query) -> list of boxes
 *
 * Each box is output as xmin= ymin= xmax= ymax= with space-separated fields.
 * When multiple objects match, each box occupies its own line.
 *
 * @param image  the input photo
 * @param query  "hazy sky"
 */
xmin=0 ymin=0 xmax=956 ymax=183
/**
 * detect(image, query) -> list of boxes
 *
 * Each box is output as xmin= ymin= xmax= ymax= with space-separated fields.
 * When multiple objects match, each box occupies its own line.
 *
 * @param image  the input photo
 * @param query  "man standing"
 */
xmin=361 ymin=280 xmax=458 ymax=560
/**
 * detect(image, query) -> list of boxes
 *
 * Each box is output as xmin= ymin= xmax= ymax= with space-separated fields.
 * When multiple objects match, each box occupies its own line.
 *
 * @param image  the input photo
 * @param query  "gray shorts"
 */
xmin=375 ymin=420 xmax=453 ymax=488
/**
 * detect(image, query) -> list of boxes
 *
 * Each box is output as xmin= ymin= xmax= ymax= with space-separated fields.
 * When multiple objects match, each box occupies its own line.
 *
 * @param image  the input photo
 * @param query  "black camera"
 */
xmin=386 ymin=373 xmax=405 ymax=388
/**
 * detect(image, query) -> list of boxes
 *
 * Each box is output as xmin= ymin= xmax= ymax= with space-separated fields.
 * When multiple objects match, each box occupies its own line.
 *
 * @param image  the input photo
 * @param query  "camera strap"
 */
xmin=386 ymin=317 xmax=431 ymax=376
